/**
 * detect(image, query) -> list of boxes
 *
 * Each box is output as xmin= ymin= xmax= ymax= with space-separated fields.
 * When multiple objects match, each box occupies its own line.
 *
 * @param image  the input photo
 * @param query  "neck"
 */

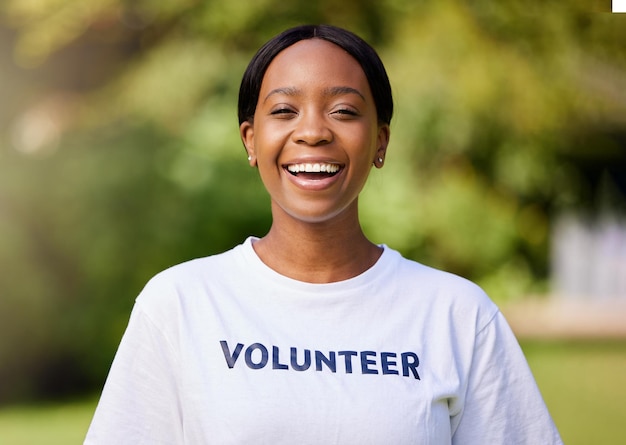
xmin=252 ymin=203 xmax=382 ymax=283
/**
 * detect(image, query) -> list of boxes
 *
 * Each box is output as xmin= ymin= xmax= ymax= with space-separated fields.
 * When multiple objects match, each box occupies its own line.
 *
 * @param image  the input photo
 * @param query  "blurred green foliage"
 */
xmin=0 ymin=0 xmax=625 ymax=403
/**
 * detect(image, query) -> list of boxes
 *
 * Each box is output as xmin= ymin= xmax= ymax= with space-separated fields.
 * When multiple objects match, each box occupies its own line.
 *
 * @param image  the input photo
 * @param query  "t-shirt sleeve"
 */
xmin=451 ymin=311 xmax=563 ymax=444
xmin=84 ymin=302 xmax=183 ymax=445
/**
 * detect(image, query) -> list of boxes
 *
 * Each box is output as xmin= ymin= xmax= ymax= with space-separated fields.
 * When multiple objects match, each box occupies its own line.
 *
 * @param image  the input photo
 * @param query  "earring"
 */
xmin=378 ymin=157 xmax=383 ymax=163
xmin=248 ymin=156 xmax=252 ymax=161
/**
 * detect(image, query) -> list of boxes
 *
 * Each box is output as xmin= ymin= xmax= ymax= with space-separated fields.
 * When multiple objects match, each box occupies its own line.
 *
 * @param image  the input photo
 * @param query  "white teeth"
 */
xmin=287 ymin=163 xmax=340 ymax=174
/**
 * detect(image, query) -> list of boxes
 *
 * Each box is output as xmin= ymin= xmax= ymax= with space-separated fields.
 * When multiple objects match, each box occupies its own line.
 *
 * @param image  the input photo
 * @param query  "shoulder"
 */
xmin=150 ymin=238 xmax=251 ymax=285
xmin=387 ymin=248 xmax=499 ymax=331
xmin=133 ymin=243 xmax=245 ymax=318
xmin=390 ymin=249 xmax=488 ymax=299
xmin=153 ymin=248 xmax=238 ymax=284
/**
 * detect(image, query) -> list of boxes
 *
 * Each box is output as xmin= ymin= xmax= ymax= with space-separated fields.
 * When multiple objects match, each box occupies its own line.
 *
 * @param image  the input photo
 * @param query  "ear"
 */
xmin=373 ymin=124 xmax=390 ymax=168
xmin=240 ymin=121 xmax=257 ymax=167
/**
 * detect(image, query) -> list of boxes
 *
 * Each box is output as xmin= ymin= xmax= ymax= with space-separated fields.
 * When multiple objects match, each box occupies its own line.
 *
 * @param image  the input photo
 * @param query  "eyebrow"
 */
xmin=263 ymin=86 xmax=366 ymax=103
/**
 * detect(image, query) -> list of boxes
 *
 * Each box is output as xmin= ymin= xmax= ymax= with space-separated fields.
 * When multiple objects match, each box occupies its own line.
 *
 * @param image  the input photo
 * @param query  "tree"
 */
xmin=0 ymin=0 xmax=624 ymax=402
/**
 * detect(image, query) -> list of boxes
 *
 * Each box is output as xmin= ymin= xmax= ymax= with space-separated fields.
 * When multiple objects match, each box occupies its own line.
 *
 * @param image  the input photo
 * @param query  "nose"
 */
xmin=292 ymin=111 xmax=333 ymax=146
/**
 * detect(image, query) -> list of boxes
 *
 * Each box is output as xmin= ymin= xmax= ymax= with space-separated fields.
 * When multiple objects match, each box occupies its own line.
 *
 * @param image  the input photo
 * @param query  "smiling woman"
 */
xmin=84 ymin=25 xmax=562 ymax=444
xmin=240 ymin=38 xmax=389 ymax=239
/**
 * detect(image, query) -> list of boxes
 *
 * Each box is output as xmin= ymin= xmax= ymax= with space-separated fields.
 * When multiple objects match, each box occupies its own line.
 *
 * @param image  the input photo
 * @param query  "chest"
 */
xmin=173 ymin=312 xmax=465 ymax=444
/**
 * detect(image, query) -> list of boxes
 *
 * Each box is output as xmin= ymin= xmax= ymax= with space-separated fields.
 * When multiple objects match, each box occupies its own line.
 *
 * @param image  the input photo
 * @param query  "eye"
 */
xmin=331 ymin=107 xmax=359 ymax=119
xmin=270 ymin=106 xmax=297 ymax=118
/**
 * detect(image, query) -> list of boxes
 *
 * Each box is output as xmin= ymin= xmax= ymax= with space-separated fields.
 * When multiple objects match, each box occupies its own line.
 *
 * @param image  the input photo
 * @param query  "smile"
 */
xmin=285 ymin=163 xmax=342 ymax=176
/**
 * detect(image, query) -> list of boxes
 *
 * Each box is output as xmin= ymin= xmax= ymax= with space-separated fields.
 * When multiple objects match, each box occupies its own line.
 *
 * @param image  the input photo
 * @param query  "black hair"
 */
xmin=238 ymin=24 xmax=393 ymax=126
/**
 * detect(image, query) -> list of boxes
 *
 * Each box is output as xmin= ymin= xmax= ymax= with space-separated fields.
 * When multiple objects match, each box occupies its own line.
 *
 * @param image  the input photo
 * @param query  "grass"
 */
xmin=0 ymin=397 xmax=96 ymax=445
xmin=522 ymin=340 xmax=626 ymax=445
xmin=0 ymin=341 xmax=624 ymax=444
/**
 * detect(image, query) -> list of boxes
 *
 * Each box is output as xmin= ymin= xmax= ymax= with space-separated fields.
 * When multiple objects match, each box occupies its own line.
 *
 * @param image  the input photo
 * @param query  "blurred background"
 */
xmin=0 ymin=0 xmax=625 ymax=443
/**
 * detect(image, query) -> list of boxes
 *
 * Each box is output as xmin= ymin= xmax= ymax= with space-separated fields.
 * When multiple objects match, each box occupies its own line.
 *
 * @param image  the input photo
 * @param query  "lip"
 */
xmin=281 ymin=159 xmax=345 ymax=191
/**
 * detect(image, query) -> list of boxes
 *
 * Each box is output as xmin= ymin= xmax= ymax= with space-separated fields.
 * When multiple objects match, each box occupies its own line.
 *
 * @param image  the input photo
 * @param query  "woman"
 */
xmin=85 ymin=25 xmax=562 ymax=444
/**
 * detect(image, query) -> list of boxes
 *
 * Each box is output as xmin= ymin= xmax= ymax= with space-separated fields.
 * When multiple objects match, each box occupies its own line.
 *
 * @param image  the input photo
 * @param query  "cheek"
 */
xmin=254 ymin=125 xmax=287 ymax=155
xmin=351 ymin=127 xmax=379 ymax=158
xmin=253 ymin=131 xmax=283 ymax=179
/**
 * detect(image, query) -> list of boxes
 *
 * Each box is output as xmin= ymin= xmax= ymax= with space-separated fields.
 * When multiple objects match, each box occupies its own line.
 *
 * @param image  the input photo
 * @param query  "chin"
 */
xmin=283 ymin=205 xmax=355 ymax=225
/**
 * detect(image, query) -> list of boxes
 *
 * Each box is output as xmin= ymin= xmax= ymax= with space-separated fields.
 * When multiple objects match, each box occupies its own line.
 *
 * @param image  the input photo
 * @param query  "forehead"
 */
xmin=260 ymin=39 xmax=370 ymax=97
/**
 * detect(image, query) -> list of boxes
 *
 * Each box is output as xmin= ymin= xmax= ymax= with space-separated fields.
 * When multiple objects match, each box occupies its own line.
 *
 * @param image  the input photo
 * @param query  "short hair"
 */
xmin=238 ymin=24 xmax=393 ymax=126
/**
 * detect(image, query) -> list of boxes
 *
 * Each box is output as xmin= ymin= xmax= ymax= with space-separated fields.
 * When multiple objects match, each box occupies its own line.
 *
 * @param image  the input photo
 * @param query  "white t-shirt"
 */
xmin=85 ymin=237 xmax=562 ymax=444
